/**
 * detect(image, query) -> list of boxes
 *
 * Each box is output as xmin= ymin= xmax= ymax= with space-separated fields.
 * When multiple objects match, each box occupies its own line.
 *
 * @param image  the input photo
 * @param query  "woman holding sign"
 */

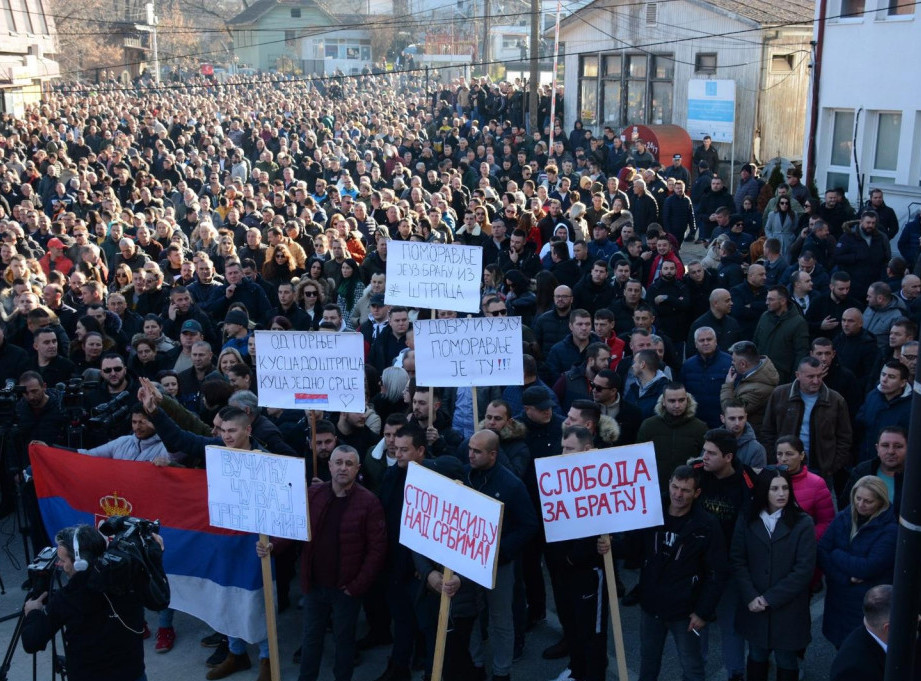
xmin=730 ymin=469 xmax=816 ymax=681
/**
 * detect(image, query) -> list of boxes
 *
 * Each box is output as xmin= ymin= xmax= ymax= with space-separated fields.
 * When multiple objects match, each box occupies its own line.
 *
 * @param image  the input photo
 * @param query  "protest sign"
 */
xmin=534 ymin=442 xmax=663 ymax=543
xmin=414 ymin=316 xmax=524 ymax=387
xmin=254 ymin=330 xmax=365 ymax=413
xmin=385 ymin=242 xmax=483 ymax=313
xmin=400 ymin=461 xmax=504 ymax=589
xmin=206 ymin=445 xmax=309 ymax=542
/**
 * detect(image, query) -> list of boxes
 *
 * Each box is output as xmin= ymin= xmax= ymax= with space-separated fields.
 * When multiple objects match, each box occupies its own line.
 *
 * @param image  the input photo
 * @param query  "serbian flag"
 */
xmin=30 ymin=443 xmax=268 ymax=643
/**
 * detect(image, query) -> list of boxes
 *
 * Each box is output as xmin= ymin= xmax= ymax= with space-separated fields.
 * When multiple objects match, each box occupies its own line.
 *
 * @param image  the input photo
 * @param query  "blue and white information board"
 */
xmin=687 ymin=79 xmax=736 ymax=143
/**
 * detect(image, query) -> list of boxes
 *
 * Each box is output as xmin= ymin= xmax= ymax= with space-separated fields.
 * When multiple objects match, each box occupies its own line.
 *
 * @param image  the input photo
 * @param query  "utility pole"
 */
xmin=482 ymin=0 xmax=491 ymax=77
xmin=146 ymin=2 xmax=160 ymax=84
xmin=528 ymin=0 xmax=539 ymax=133
xmin=885 ymin=380 xmax=921 ymax=681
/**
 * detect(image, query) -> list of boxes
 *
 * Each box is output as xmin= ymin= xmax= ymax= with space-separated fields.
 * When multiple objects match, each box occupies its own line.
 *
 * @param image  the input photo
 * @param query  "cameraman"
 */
xmin=22 ymin=524 xmax=159 ymax=681
xmin=84 ymin=354 xmax=139 ymax=435
xmin=15 ymin=371 xmax=68 ymax=446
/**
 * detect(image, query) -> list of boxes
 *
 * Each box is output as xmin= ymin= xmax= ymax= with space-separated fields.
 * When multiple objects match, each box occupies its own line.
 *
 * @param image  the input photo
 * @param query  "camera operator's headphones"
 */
xmin=73 ymin=530 xmax=89 ymax=572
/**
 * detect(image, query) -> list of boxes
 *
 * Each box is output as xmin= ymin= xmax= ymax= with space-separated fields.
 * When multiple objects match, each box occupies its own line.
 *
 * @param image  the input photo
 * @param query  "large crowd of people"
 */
xmin=2 ymin=69 xmax=918 ymax=681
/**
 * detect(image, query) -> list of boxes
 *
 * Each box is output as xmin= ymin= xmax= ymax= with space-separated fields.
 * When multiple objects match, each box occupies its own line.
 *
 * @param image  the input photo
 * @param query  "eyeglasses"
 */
xmin=590 ymin=383 xmax=611 ymax=391
xmin=778 ymin=201 xmax=790 ymax=205
xmin=101 ymin=366 xmax=124 ymax=374
xmin=901 ymin=353 xmax=918 ymax=360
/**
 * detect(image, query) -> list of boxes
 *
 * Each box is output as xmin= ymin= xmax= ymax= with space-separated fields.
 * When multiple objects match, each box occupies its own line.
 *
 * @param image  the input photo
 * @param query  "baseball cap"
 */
xmin=369 ymin=293 xmax=386 ymax=306
xmin=181 ymin=319 xmax=203 ymax=334
xmin=673 ymin=154 xmax=682 ymax=161
xmin=48 ymin=237 xmax=66 ymax=249
xmin=522 ymin=386 xmax=553 ymax=411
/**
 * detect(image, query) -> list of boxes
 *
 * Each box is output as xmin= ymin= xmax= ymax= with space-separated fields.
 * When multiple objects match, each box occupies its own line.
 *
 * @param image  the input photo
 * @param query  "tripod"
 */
xmin=0 ymin=583 xmax=66 ymax=681
xmin=0 ymin=425 xmax=38 ymax=597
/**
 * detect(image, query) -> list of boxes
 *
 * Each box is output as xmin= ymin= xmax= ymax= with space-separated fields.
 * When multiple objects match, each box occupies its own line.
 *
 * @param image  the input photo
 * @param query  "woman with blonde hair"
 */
xmin=818 ymin=475 xmax=897 ymax=649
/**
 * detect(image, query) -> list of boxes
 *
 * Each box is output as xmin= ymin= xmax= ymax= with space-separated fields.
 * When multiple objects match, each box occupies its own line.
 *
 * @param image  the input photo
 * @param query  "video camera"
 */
xmin=26 ymin=546 xmax=58 ymax=599
xmin=0 ymin=378 xmax=25 ymax=422
xmin=90 ymin=516 xmax=170 ymax=611
xmin=88 ymin=391 xmax=132 ymax=429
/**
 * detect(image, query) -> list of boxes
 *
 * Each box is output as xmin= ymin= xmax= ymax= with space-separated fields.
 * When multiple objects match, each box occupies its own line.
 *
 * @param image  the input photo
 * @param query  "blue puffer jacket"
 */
xmin=817 ymin=505 xmax=897 ymax=648
xmin=680 ymin=350 xmax=732 ymax=428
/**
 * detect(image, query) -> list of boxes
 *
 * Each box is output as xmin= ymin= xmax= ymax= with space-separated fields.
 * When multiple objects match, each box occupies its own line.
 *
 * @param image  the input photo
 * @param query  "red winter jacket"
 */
xmin=300 ymin=481 xmax=387 ymax=597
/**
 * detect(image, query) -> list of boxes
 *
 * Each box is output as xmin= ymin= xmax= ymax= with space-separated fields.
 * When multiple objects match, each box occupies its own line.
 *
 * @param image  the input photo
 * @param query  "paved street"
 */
xmin=0 ymin=513 xmax=839 ymax=681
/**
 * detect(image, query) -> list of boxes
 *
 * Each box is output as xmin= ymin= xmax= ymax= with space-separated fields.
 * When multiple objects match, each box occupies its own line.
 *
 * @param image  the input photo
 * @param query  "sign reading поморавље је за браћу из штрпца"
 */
xmin=385 ymin=241 xmax=483 ymax=314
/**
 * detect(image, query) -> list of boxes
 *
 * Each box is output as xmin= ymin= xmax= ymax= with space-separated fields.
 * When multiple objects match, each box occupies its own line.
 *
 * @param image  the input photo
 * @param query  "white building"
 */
xmin=0 ymin=0 xmax=59 ymax=114
xmin=554 ymin=0 xmax=813 ymax=170
xmin=805 ymin=0 xmax=921 ymax=223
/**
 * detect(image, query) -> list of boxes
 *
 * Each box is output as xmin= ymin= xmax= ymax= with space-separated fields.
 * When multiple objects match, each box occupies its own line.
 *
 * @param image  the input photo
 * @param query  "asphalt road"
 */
xmin=0 ymin=512 xmax=840 ymax=681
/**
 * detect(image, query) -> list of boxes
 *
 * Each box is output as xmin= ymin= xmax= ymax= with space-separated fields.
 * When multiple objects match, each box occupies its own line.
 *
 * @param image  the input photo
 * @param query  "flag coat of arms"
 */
xmin=30 ymin=443 xmax=268 ymax=643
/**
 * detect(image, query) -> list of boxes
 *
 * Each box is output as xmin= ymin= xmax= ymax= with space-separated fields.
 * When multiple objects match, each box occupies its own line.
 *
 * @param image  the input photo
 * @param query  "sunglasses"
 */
xmin=488 ymin=309 xmax=507 ymax=316
xmin=101 ymin=366 xmax=124 ymax=374
xmin=590 ymin=383 xmax=611 ymax=390
xmin=304 ymin=291 xmax=318 ymax=297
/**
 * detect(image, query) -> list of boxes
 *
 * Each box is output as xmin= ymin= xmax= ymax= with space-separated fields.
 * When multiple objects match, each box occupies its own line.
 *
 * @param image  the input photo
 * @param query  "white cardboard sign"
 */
xmin=206 ymin=445 xmax=309 ymax=541
xmin=534 ymin=442 xmax=663 ymax=542
xmin=385 ymin=242 xmax=483 ymax=313
xmin=413 ymin=316 xmax=524 ymax=387
xmin=253 ymin=330 xmax=366 ymax=413
xmin=399 ymin=461 xmax=504 ymax=588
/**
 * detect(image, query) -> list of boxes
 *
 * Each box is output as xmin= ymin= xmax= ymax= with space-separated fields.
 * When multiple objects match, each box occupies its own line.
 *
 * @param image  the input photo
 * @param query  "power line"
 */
xmin=40 ymin=0 xmax=921 ymax=86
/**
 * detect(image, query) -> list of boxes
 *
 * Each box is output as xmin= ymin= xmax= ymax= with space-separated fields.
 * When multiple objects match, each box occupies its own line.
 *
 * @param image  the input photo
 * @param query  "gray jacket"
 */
xmin=735 ymin=422 xmax=767 ymax=468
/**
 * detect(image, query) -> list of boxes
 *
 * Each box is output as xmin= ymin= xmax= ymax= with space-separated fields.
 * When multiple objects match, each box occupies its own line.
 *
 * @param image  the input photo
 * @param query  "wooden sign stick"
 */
xmin=471 ymin=388 xmax=479 ymax=432
xmin=601 ymin=533 xmax=629 ymax=681
xmin=259 ymin=533 xmax=281 ymax=681
xmin=309 ymin=410 xmax=318 ymax=480
xmin=430 ymin=567 xmax=455 ymax=681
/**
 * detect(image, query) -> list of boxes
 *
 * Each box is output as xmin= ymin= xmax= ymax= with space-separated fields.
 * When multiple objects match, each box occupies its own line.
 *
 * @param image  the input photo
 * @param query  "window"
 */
xmin=870 ymin=112 xmax=901 ymax=183
xmin=1 ymin=0 xmax=17 ymax=31
xmin=830 ymin=110 xmax=854 ymax=167
xmin=285 ymin=30 xmax=297 ymax=48
xmin=887 ymin=0 xmax=914 ymax=15
xmin=645 ymin=2 xmax=657 ymax=24
xmin=19 ymin=0 xmax=35 ymax=32
xmin=695 ymin=53 xmax=717 ymax=75
xmin=32 ymin=0 xmax=48 ymax=33
xmin=291 ymin=7 xmax=301 ymax=17
xmin=579 ymin=56 xmax=599 ymax=125
xmin=771 ymin=54 xmax=795 ymax=73
xmin=826 ymin=110 xmax=854 ymax=193
xmin=840 ymin=0 xmax=864 ymax=17
xmin=579 ymin=51 xmax=674 ymax=131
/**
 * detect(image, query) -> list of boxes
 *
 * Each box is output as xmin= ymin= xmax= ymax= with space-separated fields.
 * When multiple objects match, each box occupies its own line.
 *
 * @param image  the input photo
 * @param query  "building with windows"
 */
xmin=805 ymin=0 xmax=919 ymax=224
xmin=555 ymin=0 xmax=812 ymax=173
xmin=0 ymin=0 xmax=59 ymax=114
xmin=229 ymin=0 xmax=378 ymax=75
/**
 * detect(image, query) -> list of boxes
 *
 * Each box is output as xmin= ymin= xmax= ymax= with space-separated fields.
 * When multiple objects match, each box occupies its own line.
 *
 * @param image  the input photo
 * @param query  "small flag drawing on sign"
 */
xmin=295 ymin=393 xmax=329 ymax=405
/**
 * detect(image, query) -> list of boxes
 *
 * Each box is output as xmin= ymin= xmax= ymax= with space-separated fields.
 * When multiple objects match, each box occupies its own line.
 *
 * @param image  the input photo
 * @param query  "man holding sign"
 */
xmin=465 ymin=430 xmax=538 ymax=681
xmin=618 ymin=465 xmax=729 ymax=681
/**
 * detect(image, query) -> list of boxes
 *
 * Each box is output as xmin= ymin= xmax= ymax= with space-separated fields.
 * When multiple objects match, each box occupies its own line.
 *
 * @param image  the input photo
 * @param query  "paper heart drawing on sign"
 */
xmin=339 ymin=394 xmax=355 ymax=408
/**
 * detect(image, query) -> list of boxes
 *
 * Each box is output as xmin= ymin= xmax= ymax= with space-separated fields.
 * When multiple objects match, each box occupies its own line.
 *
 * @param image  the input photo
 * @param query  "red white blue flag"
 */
xmin=30 ymin=443 xmax=268 ymax=643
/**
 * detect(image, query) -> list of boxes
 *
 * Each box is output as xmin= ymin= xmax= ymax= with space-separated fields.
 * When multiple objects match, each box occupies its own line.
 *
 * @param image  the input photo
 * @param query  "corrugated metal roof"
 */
xmin=228 ymin=0 xmax=340 ymax=26
xmin=559 ymin=0 xmax=814 ymax=29
xmin=702 ymin=0 xmax=814 ymax=25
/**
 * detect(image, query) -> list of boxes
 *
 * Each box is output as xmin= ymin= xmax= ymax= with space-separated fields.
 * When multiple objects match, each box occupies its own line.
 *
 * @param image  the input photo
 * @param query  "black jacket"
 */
xmin=829 ymin=626 xmax=887 ymax=681
xmin=620 ymin=500 xmax=728 ymax=621
xmin=22 ymin=571 xmax=146 ymax=681
xmin=464 ymin=462 xmax=538 ymax=564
